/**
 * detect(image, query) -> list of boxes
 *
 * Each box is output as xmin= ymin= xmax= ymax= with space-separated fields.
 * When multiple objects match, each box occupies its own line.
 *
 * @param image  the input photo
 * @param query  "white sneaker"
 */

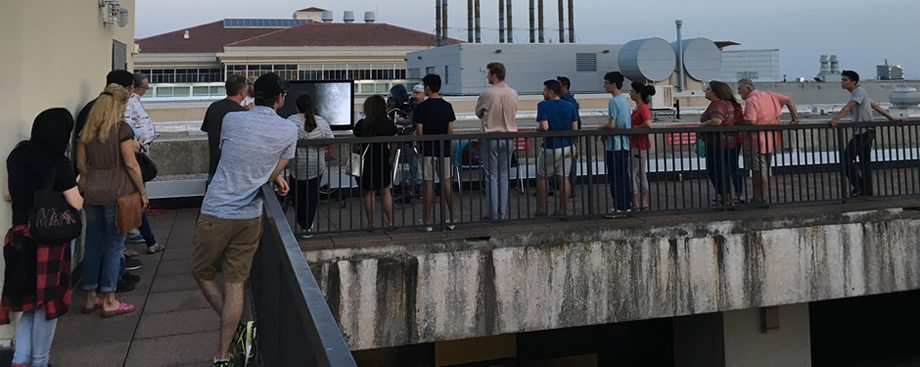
xmin=604 ymin=208 xmax=631 ymax=219
xmin=445 ymin=219 xmax=456 ymax=230
xmin=417 ymin=220 xmax=433 ymax=232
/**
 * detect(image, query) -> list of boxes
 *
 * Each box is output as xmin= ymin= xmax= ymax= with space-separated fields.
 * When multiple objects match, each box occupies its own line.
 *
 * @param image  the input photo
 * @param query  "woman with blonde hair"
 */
xmin=76 ymin=83 xmax=147 ymax=318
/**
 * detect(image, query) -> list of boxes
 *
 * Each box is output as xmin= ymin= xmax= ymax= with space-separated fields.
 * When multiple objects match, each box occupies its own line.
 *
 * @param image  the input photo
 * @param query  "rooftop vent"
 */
xmin=343 ymin=11 xmax=355 ymax=23
xmin=183 ymin=30 xmax=189 ymax=39
xmin=364 ymin=11 xmax=376 ymax=23
xmin=322 ymin=11 xmax=333 ymax=23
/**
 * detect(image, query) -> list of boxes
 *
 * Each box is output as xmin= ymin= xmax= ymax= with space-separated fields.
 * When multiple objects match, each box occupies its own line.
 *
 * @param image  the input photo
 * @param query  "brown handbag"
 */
xmin=114 ymin=129 xmax=143 ymax=232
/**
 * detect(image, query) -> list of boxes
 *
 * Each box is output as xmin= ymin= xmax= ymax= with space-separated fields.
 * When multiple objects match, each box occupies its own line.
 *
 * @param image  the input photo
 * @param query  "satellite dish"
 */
xmin=117 ymin=8 xmax=130 ymax=27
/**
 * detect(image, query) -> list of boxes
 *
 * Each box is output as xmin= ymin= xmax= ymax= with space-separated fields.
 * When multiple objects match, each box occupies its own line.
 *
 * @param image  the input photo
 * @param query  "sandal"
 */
xmin=81 ymin=299 xmax=104 ymax=314
xmin=123 ymin=249 xmax=139 ymax=257
xmin=146 ymin=243 xmax=166 ymax=254
xmin=102 ymin=302 xmax=135 ymax=318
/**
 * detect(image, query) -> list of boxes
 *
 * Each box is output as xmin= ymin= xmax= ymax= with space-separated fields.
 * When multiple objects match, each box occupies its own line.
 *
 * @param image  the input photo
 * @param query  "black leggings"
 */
xmin=295 ymin=176 xmax=322 ymax=230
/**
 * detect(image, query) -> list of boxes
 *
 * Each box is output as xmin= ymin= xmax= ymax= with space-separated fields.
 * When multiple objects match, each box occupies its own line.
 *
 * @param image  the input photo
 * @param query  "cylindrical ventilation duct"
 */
xmin=343 ymin=11 xmax=355 ymax=23
xmin=618 ymin=37 xmax=678 ymax=83
xmin=507 ymin=0 xmax=513 ymax=43
xmin=529 ymin=0 xmax=536 ymax=43
xmin=475 ymin=0 xmax=481 ymax=43
xmin=676 ymin=19 xmax=684 ymax=91
xmin=321 ymin=11 xmax=333 ymax=23
xmin=467 ymin=0 xmax=474 ymax=43
xmin=435 ymin=0 xmax=442 ymax=42
xmin=498 ymin=0 xmax=505 ymax=43
xmin=557 ymin=0 xmax=564 ymax=43
xmin=538 ymin=0 xmax=545 ymax=43
xmin=671 ymin=37 xmax=721 ymax=82
xmin=567 ymin=0 xmax=574 ymax=43
xmin=364 ymin=11 xmax=376 ymax=23
xmin=442 ymin=0 xmax=449 ymax=44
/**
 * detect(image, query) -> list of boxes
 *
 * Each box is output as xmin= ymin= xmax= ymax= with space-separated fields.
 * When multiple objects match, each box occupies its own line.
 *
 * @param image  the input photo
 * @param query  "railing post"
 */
xmin=584 ymin=134 xmax=595 ymax=217
xmin=837 ymin=126 xmax=849 ymax=203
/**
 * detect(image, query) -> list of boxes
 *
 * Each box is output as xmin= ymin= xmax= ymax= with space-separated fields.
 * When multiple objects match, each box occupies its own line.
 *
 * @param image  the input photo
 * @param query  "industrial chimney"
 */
xmin=507 ymin=0 xmax=513 ymax=43
xmin=529 ymin=0 xmax=536 ymax=43
xmin=538 ymin=0 xmax=545 ymax=43
xmin=436 ymin=0 xmax=442 ymax=42
xmin=467 ymin=0 xmax=474 ymax=43
xmin=441 ymin=0 xmax=449 ymax=45
xmin=475 ymin=0 xmax=481 ymax=43
xmin=498 ymin=0 xmax=505 ymax=43
xmin=567 ymin=0 xmax=574 ymax=43
xmin=557 ymin=0 xmax=564 ymax=43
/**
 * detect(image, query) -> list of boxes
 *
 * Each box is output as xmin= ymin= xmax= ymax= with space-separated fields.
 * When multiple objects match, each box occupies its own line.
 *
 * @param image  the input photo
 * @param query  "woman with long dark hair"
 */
xmin=288 ymin=94 xmax=334 ymax=238
xmin=700 ymin=80 xmax=744 ymax=206
xmin=76 ymin=84 xmax=147 ymax=318
xmin=628 ymin=81 xmax=655 ymax=211
xmin=2 ymin=108 xmax=83 ymax=367
xmin=353 ymin=95 xmax=398 ymax=229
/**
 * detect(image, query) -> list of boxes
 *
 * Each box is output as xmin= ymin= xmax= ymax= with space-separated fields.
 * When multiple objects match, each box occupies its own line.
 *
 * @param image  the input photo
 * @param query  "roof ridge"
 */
xmin=136 ymin=20 xmax=222 ymax=41
xmin=224 ymin=21 xmax=318 ymax=47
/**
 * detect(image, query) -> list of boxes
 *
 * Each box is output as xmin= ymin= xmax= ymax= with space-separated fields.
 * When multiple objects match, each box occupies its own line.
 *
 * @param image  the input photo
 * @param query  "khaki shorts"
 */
xmin=192 ymin=214 xmax=263 ymax=283
xmin=536 ymin=146 xmax=575 ymax=177
xmin=420 ymin=156 xmax=452 ymax=181
xmin=744 ymin=151 xmax=773 ymax=172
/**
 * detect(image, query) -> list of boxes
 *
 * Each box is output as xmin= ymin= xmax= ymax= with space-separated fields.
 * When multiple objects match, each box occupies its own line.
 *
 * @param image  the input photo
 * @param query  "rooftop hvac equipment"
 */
xmin=322 ymin=11 xmax=333 ymax=23
xmin=365 ymin=11 xmax=376 ymax=23
xmin=672 ymin=38 xmax=721 ymax=82
xmin=618 ymin=37 xmax=677 ymax=82
xmin=890 ymin=88 xmax=920 ymax=109
xmin=343 ymin=11 xmax=355 ymax=23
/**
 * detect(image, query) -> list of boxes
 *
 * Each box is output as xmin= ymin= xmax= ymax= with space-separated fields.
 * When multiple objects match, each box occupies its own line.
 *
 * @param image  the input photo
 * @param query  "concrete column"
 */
xmin=722 ymin=304 xmax=812 ymax=367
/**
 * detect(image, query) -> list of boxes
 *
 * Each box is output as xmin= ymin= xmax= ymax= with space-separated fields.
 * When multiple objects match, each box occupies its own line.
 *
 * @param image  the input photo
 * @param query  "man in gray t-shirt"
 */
xmin=830 ymin=70 xmax=905 ymax=197
xmin=192 ymin=72 xmax=296 ymax=365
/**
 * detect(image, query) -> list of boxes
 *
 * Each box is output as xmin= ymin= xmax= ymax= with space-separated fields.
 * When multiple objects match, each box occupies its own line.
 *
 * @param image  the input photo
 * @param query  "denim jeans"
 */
xmin=481 ymin=138 xmax=514 ymax=220
xmin=705 ymin=143 xmax=743 ymax=198
xmin=402 ymin=142 xmax=422 ymax=193
xmin=13 ymin=308 xmax=58 ymax=367
xmin=844 ymin=130 xmax=875 ymax=196
xmin=606 ymin=150 xmax=632 ymax=211
xmin=138 ymin=212 xmax=157 ymax=247
xmin=83 ymin=203 xmax=126 ymax=293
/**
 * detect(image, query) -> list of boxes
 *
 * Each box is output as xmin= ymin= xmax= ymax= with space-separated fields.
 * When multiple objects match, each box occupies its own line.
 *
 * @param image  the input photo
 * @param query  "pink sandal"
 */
xmin=102 ymin=302 xmax=135 ymax=318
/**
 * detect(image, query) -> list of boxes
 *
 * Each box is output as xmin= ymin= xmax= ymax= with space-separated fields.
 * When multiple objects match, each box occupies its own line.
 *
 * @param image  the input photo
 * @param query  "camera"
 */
xmin=387 ymin=84 xmax=417 ymax=135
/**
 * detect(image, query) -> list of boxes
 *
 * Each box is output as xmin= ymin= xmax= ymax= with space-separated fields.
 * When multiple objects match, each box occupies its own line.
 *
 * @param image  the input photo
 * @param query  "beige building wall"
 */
xmin=0 ymin=0 xmax=134 ymax=341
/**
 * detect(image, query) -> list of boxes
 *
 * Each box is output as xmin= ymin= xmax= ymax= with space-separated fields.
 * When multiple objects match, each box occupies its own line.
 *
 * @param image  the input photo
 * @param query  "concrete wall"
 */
xmin=723 ymin=304 xmax=811 ymax=367
xmin=738 ymin=80 xmax=920 ymax=107
xmin=0 ymin=0 xmax=135 ymax=341
xmin=306 ymin=208 xmax=920 ymax=351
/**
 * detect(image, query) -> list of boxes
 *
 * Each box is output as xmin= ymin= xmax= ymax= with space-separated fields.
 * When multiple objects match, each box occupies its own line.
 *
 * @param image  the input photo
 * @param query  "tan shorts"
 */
xmin=420 ymin=156 xmax=452 ymax=181
xmin=536 ymin=146 xmax=575 ymax=177
xmin=192 ymin=214 xmax=263 ymax=283
xmin=744 ymin=151 xmax=773 ymax=172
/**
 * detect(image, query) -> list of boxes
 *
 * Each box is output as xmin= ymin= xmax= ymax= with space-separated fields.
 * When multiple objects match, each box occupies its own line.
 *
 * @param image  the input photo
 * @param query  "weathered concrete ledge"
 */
xmin=305 ymin=208 xmax=920 ymax=350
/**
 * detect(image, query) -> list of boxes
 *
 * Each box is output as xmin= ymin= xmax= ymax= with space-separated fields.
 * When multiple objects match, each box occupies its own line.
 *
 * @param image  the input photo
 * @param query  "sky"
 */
xmin=136 ymin=0 xmax=920 ymax=80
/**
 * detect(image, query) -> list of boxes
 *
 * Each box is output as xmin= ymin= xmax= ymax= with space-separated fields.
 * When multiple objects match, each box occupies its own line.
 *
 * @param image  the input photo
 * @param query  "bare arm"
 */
xmin=872 ymin=103 xmax=907 ymax=122
xmin=416 ymin=123 xmax=424 ymax=136
xmin=120 ymin=139 xmax=148 ymax=208
xmin=830 ymin=100 xmax=859 ymax=127
xmin=785 ymin=99 xmax=799 ymax=124
xmin=537 ymin=120 xmax=549 ymax=131
xmin=269 ymin=159 xmax=290 ymax=196
xmin=63 ymin=186 xmax=83 ymax=211
xmin=700 ymin=117 xmax=723 ymax=127
xmin=2 ymin=171 xmax=10 ymax=202
xmin=600 ymin=117 xmax=617 ymax=130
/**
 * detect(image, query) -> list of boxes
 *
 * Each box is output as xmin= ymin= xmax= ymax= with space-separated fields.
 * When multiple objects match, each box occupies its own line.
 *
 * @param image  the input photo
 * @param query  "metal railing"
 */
xmin=283 ymin=119 xmax=920 ymax=234
xmin=250 ymin=184 xmax=357 ymax=366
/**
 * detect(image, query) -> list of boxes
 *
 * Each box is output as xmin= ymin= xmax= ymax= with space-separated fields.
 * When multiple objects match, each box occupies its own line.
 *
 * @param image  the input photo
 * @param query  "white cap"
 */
xmin=412 ymin=84 xmax=425 ymax=93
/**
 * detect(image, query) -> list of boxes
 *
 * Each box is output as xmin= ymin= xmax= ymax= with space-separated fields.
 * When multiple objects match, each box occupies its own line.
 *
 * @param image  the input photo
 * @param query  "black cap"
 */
xmin=253 ymin=72 xmax=291 ymax=99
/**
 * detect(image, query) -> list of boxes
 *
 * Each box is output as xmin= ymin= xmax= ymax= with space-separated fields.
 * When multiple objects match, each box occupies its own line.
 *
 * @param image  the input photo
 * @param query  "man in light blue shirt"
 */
xmin=600 ymin=71 xmax=632 ymax=217
xmin=192 ymin=72 xmax=296 ymax=366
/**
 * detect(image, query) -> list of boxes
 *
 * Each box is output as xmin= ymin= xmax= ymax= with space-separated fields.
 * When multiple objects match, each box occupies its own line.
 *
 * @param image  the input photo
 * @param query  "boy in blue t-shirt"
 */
xmin=535 ymin=79 xmax=578 ymax=216
xmin=600 ymin=72 xmax=632 ymax=217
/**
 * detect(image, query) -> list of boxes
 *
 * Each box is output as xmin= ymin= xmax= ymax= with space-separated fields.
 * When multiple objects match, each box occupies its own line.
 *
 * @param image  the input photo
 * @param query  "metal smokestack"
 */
xmin=538 ymin=0 xmax=545 ymax=43
xmin=557 ymin=0 xmax=564 ymax=43
xmin=436 ymin=0 xmax=442 ymax=43
xmin=676 ymin=19 xmax=684 ymax=91
xmin=442 ymin=0 xmax=449 ymax=44
xmin=529 ymin=0 xmax=535 ymax=43
xmin=467 ymin=0 xmax=474 ymax=43
xmin=498 ymin=0 xmax=505 ymax=43
xmin=507 ymin=0 xmax=513 ymax=43
xmin=567 ymin=0 xmax=574 ymax=43
xmin=475 ymin=0 xmax=481 ymax=43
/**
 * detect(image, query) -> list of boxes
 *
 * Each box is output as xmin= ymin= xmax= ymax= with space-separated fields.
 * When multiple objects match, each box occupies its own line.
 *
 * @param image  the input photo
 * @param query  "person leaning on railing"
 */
xmin=735 ymin=79 xmax=799 ymax=205
xmin=700 ymin=81 xmax=745 ymax=207
xmin=628 ymin=81 xmax=655 ymax=211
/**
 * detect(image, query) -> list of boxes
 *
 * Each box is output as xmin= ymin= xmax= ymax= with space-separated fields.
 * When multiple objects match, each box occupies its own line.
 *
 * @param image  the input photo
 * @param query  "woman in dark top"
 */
xmin=2 ymin=108 xmax=83 ymax=367
xmin=76 ymin=84 xmax=147 ymax=318
xmin=700 ymin=80 xmax=745 ymax=207
xmin=353 ymin=95 xmax=398 ymax=229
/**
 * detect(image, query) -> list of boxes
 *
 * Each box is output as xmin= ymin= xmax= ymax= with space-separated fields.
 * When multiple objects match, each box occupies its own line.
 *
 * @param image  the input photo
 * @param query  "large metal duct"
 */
xmin=529 ymin=0 xmax=535 ymax=43
xmin=557 ymin=0 xmax=564 ymax=43
xmin=538 ymin=0 xmax=545 ymax=43
xmin=618 ymin=37 xmax=677 ymax=82
xmin=567 ymin=0 xmax=574 ymax=43
xmin=499 ymin=0 xmax=505 ymax=43
xmin=507 ymin=0 xmax=513 ymax=43
xmin=475 ymin=0 xmax=481 ymax=43
xmin=671 ymin=37 xmax=721 ymax=82
xmin=467 ymin=0 xmax=473 ymax=43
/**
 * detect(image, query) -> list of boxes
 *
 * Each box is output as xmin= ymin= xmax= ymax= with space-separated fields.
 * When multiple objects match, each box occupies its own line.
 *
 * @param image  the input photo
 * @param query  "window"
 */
xmin=576 ymin=53 xmax=597 ymax=72
xmin=426 ymin=66 xmax=435 ymax=75
xmin=444 ymin=66 xmax=449 ymax=84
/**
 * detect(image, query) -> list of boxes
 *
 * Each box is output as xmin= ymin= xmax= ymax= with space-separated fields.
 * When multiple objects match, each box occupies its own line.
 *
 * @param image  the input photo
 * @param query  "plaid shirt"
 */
xmin=1 ymin=225 xmax=72 ymax=323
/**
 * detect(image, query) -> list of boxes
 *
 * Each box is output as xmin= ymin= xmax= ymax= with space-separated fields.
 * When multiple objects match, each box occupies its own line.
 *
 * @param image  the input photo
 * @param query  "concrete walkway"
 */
xmin=51 ymin=209 xmax=216 ymax=367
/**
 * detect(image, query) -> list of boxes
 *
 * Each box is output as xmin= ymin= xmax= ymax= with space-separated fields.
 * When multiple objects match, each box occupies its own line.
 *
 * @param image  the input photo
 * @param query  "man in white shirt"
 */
xmin=124 ymin=73 xmax=158 ymax=144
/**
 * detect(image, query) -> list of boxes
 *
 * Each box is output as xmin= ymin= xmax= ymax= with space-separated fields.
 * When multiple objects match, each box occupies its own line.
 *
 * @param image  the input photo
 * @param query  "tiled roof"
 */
xmin=296 ymin=7 xmax=326 ymax=12
xmin=227 ymin=22 xmax=463 ymax=47
xmin=136 ymin=21 xmax=278 ymax=54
